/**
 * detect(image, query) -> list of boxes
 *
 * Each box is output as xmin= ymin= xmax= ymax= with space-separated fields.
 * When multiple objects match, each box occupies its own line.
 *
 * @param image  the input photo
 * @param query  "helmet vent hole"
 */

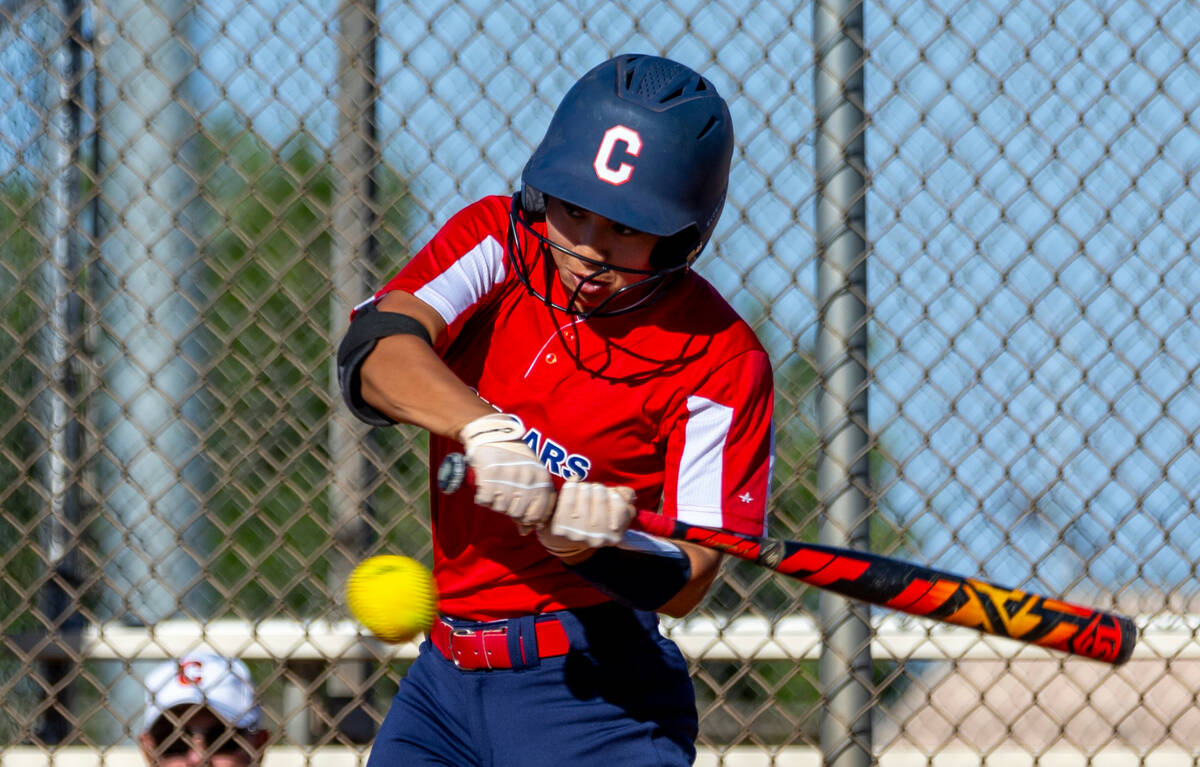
xmin=659 ymin=87 xmax=685 ymax=103
xmin=630 ymin=60 xmax=687 ymax=100
xmin=697 ymin=116 xmax=719 ymax=139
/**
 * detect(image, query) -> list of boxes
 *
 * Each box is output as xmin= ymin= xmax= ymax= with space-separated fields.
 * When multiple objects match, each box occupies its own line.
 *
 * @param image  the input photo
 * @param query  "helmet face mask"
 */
xmin=507 ymin=196 xmax=687 ymax=319
xmin=512 ymin=53 xmax=735 ymax=318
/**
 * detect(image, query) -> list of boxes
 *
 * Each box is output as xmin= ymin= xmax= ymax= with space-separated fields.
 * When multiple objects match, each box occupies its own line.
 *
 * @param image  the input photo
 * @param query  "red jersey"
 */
xmin=371 ymin=195 xmax=775 ymax=620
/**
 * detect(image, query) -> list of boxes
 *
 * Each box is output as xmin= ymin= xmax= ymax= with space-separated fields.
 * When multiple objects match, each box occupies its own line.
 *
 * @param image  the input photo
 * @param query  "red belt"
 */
xmin=429 ymin=616 xmax=571 ymax=670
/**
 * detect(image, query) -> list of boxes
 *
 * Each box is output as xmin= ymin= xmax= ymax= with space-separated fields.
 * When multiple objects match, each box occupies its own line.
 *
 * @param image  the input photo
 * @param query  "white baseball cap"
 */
xmin=142 ymin=652 xmax=262 ymax=732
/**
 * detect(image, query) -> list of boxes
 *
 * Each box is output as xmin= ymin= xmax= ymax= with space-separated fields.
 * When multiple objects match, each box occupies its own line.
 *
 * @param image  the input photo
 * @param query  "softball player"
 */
xmin=339 ymin=53 xmax=775 ymax=766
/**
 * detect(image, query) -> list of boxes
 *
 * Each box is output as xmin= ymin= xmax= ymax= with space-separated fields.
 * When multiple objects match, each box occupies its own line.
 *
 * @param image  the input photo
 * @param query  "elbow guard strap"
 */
xmin=336 ymin=301 xmax=433 ymax=426
xmin=565 ymin=531 xmax=691 ymax=612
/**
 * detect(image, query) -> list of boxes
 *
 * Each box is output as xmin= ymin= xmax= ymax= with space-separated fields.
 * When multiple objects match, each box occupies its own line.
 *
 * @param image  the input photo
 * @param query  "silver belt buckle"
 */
xmin=450 ymin=627 xmax=474 ymax=668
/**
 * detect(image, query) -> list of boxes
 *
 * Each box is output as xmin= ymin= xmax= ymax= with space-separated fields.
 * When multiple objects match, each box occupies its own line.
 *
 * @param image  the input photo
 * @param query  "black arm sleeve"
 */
xmin=336 ymin=302 xmax=433 ymax=427
xmin=565 ymin=535 xmax=692 ymax=611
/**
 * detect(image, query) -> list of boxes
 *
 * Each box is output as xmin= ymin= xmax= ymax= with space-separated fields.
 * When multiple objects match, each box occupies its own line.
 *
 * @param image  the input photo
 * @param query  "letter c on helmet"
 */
xmin=593 ymin=125 xmax=641 ymax=185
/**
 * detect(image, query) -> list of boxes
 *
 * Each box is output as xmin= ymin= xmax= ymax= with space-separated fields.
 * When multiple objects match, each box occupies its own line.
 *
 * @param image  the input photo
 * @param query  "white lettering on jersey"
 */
xmin=522 ymin=428 xmax=592 ymax=480
xmin=593 ymin=125 xmax=642 ymax=186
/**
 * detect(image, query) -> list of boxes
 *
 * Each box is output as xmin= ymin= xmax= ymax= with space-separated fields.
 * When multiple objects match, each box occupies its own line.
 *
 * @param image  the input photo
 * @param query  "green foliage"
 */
xmin=0 ymin=178 xmax=51 ymax=619
xmin=0 ymin=176 xmax=52 ymax=741
xmin=183 ymin=124 xmax=423 ymax=619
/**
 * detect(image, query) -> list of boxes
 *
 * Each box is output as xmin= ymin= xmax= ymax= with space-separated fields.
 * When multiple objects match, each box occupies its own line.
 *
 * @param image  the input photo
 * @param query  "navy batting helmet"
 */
xmin=510 ymin=53 xmax=735 ymax=316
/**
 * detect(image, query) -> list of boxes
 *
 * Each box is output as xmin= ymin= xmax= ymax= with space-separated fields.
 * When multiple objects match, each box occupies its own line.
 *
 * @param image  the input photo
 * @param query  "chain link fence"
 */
xmin=2 ymin=0 xmax=1198 ymax=763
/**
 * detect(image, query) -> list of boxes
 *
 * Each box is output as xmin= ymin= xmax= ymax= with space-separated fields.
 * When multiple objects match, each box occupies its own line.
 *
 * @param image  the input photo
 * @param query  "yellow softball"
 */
xmin=346 ymin=555 xmax=437 ymax=644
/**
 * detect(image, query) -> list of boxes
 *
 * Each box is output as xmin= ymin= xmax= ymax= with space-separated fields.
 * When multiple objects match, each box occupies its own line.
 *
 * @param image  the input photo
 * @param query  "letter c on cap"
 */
xmin=177 ymin=660 xmax=203 ymax=686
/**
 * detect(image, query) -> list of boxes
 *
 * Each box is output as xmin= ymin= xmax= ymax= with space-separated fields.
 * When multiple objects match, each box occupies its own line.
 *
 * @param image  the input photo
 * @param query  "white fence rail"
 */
xmin=11 ymin=613 xmax=1196 ymax=663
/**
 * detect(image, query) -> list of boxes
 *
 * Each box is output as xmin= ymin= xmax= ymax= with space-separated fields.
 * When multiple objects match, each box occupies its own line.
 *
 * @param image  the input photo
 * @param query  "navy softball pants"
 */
xmin=366 ymin=604 xmax=698 ymax=766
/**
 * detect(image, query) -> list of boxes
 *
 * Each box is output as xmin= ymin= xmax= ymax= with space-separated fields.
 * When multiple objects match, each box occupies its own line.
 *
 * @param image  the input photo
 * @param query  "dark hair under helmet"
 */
xmin=511 ymin=53 xmax=736 ymax=317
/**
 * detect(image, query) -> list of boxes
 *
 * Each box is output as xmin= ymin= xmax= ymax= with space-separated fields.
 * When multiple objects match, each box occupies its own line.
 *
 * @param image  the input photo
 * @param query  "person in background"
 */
xmin=139 ymin=651 xmax=270 ymax=766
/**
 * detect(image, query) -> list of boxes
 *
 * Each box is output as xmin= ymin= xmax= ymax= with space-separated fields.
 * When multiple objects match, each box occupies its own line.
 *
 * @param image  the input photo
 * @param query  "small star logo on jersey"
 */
xmin=739 ymin=492 xmax=753 ymax=503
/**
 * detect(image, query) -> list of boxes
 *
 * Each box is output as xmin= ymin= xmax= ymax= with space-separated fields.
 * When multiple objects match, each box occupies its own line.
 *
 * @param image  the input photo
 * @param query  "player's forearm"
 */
xmin=657 ymin=543 xmax=722 ymax=617
xmin=355 ymin=290 xmax=497 ymax=439
xmin=360 ymin=335 xmax=495 ymax=440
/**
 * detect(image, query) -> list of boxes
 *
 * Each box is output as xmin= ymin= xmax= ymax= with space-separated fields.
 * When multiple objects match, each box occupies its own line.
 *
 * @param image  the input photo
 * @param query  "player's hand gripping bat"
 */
xmin=437 ymin=452 xmax=1136 ymax=664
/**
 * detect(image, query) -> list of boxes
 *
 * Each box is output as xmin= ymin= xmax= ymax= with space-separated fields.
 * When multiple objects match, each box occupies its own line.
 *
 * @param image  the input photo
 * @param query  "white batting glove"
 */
xmin=460 ymin=413 xmax=555 ymax=529
xmin=537 ymin=482 xmax=636 ymax=558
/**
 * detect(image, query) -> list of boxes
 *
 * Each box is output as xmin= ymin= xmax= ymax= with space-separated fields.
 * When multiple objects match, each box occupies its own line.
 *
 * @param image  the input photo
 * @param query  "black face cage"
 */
xmin=505 ymin=195 xmax=689 ymax=319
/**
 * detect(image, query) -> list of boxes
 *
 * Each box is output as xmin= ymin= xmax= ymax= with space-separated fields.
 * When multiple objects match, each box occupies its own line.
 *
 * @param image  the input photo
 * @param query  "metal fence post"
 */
xmin=814 ymin=0 xmax=873 ymax=764
xmin=326 ymin=0 xmax=380 ymax=743
xmin=38 ymin=0 xmax=87 ymax=743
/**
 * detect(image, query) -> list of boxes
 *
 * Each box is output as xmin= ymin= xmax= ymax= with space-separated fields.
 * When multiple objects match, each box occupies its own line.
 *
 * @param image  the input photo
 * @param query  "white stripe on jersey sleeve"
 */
xmin=676 ymin=394 xmax=734 ymax=527
xmin=413 ymin=235 xmax=506 ymax=325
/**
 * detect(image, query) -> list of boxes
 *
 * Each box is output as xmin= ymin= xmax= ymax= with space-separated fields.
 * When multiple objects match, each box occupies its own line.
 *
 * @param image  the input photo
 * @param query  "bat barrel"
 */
xmin=636 ymin=510 xmax=1137 ymax=665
